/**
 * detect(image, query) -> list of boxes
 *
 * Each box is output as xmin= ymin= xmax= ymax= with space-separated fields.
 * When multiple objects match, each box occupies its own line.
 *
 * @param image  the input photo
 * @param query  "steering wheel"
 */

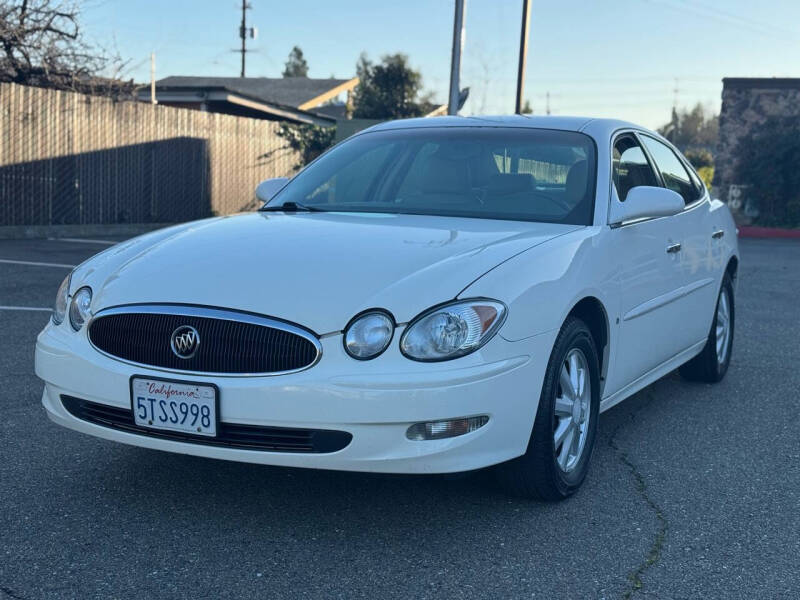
xmin=532 ymin=190 xmax=572 ymax=212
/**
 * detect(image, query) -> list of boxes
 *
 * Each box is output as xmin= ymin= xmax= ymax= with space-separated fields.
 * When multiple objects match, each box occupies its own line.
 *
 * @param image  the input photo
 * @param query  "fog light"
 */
xmin=406 ymin=416 xmax=489 ymax=441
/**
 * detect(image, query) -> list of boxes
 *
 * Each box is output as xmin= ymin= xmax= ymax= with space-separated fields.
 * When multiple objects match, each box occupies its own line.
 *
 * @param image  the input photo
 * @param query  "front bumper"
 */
xmin=35 ymin=320 xmax=555 ymax=474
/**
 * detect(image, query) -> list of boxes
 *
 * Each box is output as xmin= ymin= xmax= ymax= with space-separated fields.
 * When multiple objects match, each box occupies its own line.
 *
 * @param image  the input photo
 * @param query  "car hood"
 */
xmin=76 ymin=212 xmax=581 ymax=334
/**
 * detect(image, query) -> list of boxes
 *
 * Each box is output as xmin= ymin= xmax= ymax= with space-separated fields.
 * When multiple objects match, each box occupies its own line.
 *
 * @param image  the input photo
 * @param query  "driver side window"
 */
xmin=306 ymin=143 xmax=395 ymax=204
xmin=612 ymin=135 xmax=659 ymax=201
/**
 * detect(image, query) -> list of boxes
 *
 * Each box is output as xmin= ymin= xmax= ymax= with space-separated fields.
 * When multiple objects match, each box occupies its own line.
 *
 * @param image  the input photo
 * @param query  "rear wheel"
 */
xmin=679 ymin=272 xmax=734 ymax=383
xmin=495 ymin=317 xmax=600 ymax=500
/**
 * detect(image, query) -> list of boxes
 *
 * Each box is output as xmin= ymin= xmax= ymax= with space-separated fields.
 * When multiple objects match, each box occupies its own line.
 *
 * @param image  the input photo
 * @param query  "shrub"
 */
xmin=684 ymin=148 xmax=713 ymax=169
xmin=737 ymin=117 xmax=800 ymax=228
xmin=697 ymin=166 xmax=714 ymax=190
xmin=277 ymin=123 xmax=336 ymax=171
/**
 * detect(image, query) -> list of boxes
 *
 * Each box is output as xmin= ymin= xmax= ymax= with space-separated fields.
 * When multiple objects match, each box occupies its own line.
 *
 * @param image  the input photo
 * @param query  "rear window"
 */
xmin=270 ymin=127 xmax=598 ymax=225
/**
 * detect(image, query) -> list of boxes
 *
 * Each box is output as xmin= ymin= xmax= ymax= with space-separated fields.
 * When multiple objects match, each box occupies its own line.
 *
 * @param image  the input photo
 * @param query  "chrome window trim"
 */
xmin=636 ymin=132 xmax=705 ymax=206
xmin=607 ymin=128 xmax=661 ymax=227
xmin=87 ymin=303 xmax=322 ymax=378
xmin=607 ymin=128 xmax=709 ymax=228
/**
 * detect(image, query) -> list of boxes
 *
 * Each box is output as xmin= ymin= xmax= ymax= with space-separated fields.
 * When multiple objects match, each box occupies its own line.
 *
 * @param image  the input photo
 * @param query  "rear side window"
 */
xmin=640 ymin=136 xmax=700 ymax=205
xmin=612 ymin=135 xmax=659 ymax=201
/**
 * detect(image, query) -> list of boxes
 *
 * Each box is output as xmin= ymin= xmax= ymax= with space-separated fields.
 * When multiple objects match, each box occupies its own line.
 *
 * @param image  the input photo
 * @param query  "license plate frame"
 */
xmin=129 ymin=375 xmax=219 ymax=438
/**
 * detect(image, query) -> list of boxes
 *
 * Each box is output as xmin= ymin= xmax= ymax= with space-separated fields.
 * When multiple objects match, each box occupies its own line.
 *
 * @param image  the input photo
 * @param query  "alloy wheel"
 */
xmin=553 ymin=348 xmax=591 ymax=472
xmin=715 ymin=289 xmax=731 ymax=366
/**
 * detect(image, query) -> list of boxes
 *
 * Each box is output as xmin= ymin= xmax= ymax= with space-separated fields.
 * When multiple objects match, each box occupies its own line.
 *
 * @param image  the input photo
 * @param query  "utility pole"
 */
xmin=672 ymin=77 xmax=680 ymax=111
xmin=448 ymin=0 xmax=466 ymax=115
xmin=150 ymin=52 xmax=157 ymax=105
xmin=666 ymin=77 xmax=680 ymax=142
xmin=238 ymin=0 xmax=253 ymax=77
xmin=515 ymin=0 xmax=532 ymax=114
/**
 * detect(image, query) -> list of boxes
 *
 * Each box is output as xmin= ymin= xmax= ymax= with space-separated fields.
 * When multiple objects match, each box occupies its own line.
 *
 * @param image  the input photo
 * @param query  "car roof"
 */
xmin=364 ymin=115 xmax=653 ymax=140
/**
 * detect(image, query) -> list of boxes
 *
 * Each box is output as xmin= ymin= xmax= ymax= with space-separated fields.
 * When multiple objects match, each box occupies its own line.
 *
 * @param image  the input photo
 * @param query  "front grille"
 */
xmin=88 ymin=305 xmax=320 ymax=375
xmin=61 ymin=396 xmax=352 ymax=453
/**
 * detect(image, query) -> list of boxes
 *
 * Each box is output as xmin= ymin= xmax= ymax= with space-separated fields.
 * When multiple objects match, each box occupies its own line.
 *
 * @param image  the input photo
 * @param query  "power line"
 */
xmin=556 ymin=96 xmax=718 ymax=110
xmin=640 ymin=0 xmax=800 ymax=43
xmin=524 ymin=75 xmax=719 ymax=84
xmin=679 ymin=0 xmax=799 ymax=39
xmin=533 ymin=86 xmax=718 ymax=98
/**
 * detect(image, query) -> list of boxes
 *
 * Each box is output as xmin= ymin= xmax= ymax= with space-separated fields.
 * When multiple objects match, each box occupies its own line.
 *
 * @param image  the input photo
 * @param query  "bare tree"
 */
xmin=465 ymin=41 xmax=502 ymax=115
xmin=0 ymin=0 xmax=132 ymax=97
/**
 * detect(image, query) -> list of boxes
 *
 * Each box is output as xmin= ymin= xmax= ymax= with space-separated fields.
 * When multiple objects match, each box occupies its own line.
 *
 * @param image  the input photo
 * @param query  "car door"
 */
xmin=603 ymin=133 xmax=690 ymax=397
xmin=639 ymin=135 xmax=717 ymax=348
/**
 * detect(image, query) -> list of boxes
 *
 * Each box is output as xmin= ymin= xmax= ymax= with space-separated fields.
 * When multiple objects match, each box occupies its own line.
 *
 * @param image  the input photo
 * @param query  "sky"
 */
xmin=81 ymin=0 xmax=800 ymax=129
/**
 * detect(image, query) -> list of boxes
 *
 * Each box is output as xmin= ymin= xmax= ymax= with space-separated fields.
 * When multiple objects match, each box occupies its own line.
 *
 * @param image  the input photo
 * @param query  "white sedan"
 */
xmin=36 ymin=116 xmax=738 ymax=500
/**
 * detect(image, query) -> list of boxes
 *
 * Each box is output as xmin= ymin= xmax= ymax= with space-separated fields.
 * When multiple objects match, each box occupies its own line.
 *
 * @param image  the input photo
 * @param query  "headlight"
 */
xmin=400 ymin=299 xmax=506 ymax=362
xmin=344 ymin=311 xmax=394 ymax=359
xmin=68 ymin=287 xmax=93 ymax=331
xmin=52 ymin=274 xmax=71 ymax=325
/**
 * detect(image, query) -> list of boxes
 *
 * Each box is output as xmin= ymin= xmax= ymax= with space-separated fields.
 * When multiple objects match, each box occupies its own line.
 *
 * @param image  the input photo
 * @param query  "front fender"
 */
xmin=458 ymin=227 xmax=616 ymax=343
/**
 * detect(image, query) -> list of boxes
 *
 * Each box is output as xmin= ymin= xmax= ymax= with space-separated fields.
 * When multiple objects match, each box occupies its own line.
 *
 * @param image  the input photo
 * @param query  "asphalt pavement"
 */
xmin=0 ymin=236 xmax=798 ymax=599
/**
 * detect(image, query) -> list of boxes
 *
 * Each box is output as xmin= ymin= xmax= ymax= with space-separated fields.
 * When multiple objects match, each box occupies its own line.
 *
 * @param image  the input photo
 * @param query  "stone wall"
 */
xmin=715 ymin=78 xmax=800 ymax=222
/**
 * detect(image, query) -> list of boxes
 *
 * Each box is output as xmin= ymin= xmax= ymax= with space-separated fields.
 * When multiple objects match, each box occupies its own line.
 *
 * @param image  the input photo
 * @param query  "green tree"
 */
xmin=737 ymin=116 xmax=800 ymax=228
xmin=521 ymin=100 xmax=533 ymax=114
xmin=282 ymin=46 xmax=308 ymax=78
xmin=658 ymin=104 xmax=719 ymax=193
xmin=351 ymin=52 xmax=434 ymax=119
xmin=682 ymin=148 xmax=714 ymax=190
xmin=683 ymin=148 xmax=713 ymax=169
xmin=657 ymin=103 xmax=718 ymax=153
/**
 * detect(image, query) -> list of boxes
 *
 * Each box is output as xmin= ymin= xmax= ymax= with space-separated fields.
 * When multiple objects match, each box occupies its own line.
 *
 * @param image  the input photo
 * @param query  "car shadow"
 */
xmin=87 ymin=371 xmax=683 ymax=518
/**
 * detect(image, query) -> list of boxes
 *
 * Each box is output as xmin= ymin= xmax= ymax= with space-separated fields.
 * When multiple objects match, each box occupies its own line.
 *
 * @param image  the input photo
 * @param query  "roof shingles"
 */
xmin=155 ymin=76 xmax=352 ymax=109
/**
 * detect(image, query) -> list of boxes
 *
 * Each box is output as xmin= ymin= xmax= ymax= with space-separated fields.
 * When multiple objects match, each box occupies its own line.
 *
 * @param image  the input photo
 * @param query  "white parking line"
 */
xmin=0 ymin=305 xmax=52 ymax=312
xmin=48 ymin=237 xmax=116 ymax=245
xmin=0 ymin=259 xmax=75 ymax=268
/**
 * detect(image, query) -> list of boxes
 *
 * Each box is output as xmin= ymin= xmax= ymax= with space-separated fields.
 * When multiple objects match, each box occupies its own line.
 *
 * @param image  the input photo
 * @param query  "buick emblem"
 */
xmin=170 ymin=325 xmax=200 ymax=359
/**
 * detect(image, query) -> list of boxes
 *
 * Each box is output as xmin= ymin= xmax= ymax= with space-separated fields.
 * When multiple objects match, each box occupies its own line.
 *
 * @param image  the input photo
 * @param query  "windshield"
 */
xmin=268 ymin=127 xmax=597 ymax=225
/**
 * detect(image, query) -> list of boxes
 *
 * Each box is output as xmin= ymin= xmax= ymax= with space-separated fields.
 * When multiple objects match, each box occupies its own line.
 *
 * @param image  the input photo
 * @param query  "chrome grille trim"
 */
xmin=87 ymin=304 xmax=322 ymax=377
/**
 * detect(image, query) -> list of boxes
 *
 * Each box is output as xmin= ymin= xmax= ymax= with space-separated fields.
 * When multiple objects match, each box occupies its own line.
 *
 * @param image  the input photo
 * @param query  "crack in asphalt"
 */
xmin=0 ymin=586 xmax=28 ymax=600
xmin=608 ymin=392 xmax=668 ymax=600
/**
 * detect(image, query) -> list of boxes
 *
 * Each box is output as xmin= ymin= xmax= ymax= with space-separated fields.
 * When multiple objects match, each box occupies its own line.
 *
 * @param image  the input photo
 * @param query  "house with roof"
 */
xmin=138 ymin=76 xmax=359 ymax=126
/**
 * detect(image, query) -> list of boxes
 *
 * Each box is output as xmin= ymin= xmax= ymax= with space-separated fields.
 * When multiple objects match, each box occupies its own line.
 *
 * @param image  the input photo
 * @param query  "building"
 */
xmin=138 ymin=76 xmax=359 ymax=126
xmin=715 ymin=77 xmax=800 ymax=218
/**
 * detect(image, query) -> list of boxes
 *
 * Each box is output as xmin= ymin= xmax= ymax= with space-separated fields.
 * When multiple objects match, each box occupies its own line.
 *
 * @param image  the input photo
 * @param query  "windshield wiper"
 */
xmin=259 ymin=201 xmax=324 ymax=213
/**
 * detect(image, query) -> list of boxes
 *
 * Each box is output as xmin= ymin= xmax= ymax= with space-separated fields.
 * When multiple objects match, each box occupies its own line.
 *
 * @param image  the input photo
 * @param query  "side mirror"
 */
xmin=255 ymin=177 xmax=289 ymax=203
xmin=610 ymin=186 xmax=684 ymax=225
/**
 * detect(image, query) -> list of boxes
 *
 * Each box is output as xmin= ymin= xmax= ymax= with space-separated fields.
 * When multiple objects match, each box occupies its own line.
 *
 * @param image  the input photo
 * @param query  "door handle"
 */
xmin=712 ymin=230 xmax=725 ymax=239
xmin=666 ymin=243 xmax=682 ymax=254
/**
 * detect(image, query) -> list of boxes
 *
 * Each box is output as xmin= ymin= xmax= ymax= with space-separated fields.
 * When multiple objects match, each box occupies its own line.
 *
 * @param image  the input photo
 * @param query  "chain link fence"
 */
xmin=0 ymin=83 xmax=299 ymax=228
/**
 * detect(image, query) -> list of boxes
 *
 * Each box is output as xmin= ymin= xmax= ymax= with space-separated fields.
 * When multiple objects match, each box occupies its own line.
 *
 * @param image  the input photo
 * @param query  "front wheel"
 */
xmin=679 ymin=272 xmax=734 ymax=383
xmin=495 ymin=317 xmax=600 ymax=501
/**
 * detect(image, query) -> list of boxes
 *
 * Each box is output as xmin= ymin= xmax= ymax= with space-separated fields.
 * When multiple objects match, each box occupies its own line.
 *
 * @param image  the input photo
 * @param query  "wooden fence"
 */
xmin=0 ymin=83 xmax=299 ymax=227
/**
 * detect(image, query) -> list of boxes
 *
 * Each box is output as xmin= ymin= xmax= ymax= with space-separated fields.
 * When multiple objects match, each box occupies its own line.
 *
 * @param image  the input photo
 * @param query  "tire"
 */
xmin=679 ymin=272 xmax=734 ymax=383
xmin=495 ymin=316 xmax=601 ymax=501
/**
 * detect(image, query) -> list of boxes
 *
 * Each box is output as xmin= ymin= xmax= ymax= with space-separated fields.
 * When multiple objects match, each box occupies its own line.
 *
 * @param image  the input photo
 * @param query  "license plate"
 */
xmin=131 ymin=377 xmax=218 ymax=437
